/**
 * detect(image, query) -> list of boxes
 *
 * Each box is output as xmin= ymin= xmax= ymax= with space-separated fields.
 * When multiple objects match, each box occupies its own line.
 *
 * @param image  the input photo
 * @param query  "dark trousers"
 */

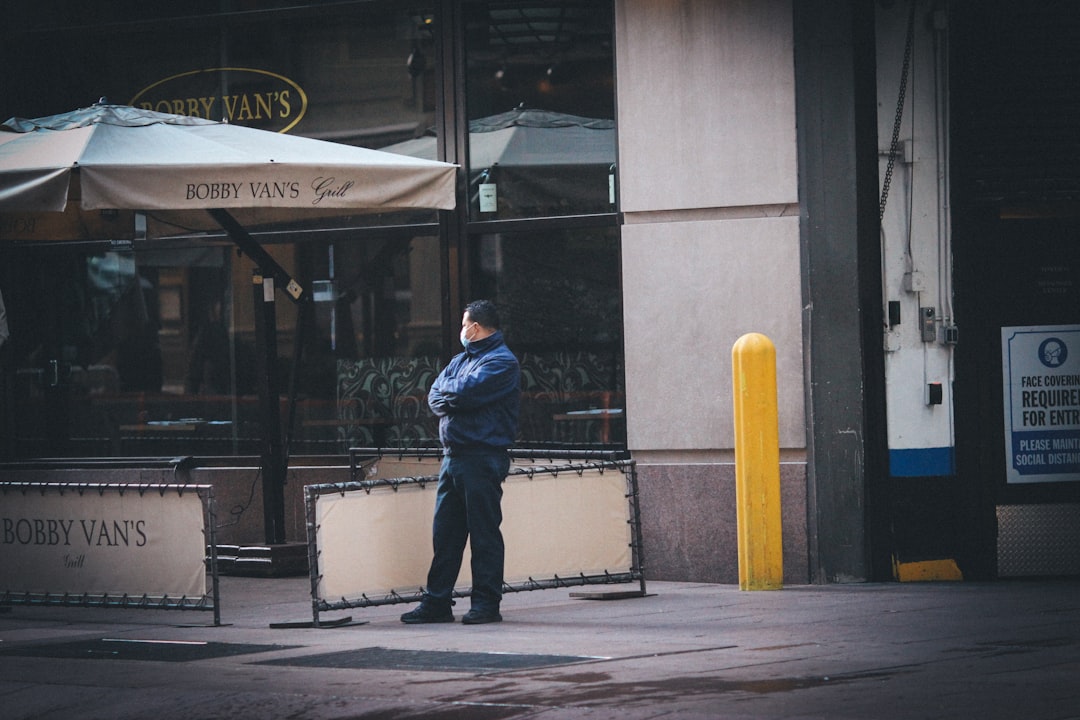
xmin=424 ymin=451 xmax=509 ymax=611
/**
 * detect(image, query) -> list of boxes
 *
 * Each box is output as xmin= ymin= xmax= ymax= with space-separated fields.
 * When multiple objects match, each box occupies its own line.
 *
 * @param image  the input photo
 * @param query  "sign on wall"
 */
xmin=130 ymin=67 xmax=308 ymax=133
xmin=1002 ymin=325 xmax=1080 ymax=483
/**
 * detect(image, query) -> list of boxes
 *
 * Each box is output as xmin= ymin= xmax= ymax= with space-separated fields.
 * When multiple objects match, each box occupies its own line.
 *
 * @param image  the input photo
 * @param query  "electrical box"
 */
xmin=920 ymin=307 xmax=936 ymax=343
xmin=927 ymin=382 xmax=943 ymax=405
xmin=903 ymin=271 xmax=927 ymax=293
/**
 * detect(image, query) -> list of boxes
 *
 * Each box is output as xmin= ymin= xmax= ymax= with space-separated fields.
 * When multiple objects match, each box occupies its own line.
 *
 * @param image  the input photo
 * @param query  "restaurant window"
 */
xmin=468 ymin=227 xmax=626 ymax=448
xmin=460 ymin=2 xmax=624 ymax=450
xmin=5 ymin=2 xmax=439 ymax=156
xmin=462 ymin=1 xmax=617 ymax=220
xmin=0 ymin=2 xmax=444 ymax=459
xmin=0 ymin=229 xmax=443 ymax=458
xmin=0 ymin=1 xmax=626 ymax=460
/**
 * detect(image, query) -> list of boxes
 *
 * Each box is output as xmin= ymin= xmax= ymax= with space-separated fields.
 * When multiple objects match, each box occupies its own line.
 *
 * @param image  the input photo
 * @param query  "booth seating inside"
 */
xmin=29 ymin=351 xmax=625 ymax=458
xmin=335 ymin=350 xmax=625 ymax=450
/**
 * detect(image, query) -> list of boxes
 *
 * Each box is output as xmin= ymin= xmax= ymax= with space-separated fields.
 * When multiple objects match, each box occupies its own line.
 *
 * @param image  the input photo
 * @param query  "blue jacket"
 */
xmin=428 ymin=330 xmax=521 ymax=453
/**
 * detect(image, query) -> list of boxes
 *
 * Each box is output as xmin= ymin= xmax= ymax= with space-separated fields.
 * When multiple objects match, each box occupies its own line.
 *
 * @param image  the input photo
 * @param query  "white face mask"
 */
xmin=459 ymin=322 xmax=476 ymax=348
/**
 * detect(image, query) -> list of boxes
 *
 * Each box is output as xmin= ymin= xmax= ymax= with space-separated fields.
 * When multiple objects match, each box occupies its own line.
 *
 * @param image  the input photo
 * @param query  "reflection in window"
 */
xmin=0 ymin=1 xmax=625 ymax=460
xmin=303 ymin=234 xmax=444 ymax=452
xmin=470 ymin=227 xmax=625 ymax=448
xmin=2 ymin=231 xmax=444 ymax=458
xmin=463 ymin=2 xmax=616 ymax=220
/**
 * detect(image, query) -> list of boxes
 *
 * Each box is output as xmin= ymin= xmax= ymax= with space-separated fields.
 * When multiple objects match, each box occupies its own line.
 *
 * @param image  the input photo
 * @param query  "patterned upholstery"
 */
xmin=517 ymin=350 xmax=623 ymax=445
xmin=337 ymin=356 xmax=442 ymax=449
xmin=336 ymin=350 xmax=624 ymax=450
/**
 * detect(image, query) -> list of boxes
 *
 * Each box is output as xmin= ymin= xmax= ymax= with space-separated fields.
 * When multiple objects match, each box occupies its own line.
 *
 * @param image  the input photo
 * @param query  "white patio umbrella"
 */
xmin=0 ymin=102 xmax=458 ymax=544
xmin=0 ymin=102 xmax=457 ymax=294
xmin=0 ymin=103 xmax=455 ymax=216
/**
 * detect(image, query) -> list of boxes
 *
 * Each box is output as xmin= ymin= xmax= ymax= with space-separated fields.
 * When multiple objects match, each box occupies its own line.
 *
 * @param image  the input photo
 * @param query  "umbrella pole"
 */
xmin=251 ymin=268 xmax=287 ymax=545
xmin=208 ymin=209 xmax=305 ymax=546
xmin=207 ymin=209 xmax=305 ymax=303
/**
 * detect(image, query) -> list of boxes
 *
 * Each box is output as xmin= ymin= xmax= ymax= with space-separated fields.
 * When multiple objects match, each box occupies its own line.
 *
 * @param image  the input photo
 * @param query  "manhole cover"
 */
xmin=0 ymin=638 xmax=297 ymax=662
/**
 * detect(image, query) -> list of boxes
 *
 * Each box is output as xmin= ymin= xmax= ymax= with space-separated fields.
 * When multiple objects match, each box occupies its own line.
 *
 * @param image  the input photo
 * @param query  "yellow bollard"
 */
xmin=732 ymin=333 xmax=783 ymax=590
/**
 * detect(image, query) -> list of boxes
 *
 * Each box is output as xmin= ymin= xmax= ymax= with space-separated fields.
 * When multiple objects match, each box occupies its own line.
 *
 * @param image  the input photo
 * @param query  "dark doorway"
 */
xmin=950 ymin=1 xmax=1080 ymax=579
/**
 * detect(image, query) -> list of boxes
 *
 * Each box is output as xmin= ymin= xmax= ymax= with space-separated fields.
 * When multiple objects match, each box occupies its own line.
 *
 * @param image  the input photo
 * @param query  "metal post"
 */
xmin=208 ymin=209 xmax=303 ymax=547
xmin=252 ymin=269 xmax=286 ymax=545
xmin=732 ymin=333 xmax=783 ymax=590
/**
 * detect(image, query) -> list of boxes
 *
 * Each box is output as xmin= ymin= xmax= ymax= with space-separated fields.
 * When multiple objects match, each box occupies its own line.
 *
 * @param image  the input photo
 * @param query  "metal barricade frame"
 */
xmin=306 ymin=448 xmax=645 ymax=626
xmin=0 ymin=482 xmax=221 ymax=626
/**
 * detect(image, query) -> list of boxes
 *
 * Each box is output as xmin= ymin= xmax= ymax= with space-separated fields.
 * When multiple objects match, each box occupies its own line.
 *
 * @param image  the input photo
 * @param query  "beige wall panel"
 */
xmin=616 ymin=0 xmax=797 ymax=212
xmin=621 ymin=216 xmax=804 ymax=451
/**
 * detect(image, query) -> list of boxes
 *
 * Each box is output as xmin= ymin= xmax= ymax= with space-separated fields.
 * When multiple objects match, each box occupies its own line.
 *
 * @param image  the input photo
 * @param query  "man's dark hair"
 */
xmin=465 ymin=299 xmax=500 ymax=329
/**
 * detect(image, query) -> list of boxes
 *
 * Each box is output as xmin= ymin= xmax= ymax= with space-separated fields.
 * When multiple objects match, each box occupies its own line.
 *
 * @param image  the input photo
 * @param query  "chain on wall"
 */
xmin=879 ymin=0 xmax=917 ymax=221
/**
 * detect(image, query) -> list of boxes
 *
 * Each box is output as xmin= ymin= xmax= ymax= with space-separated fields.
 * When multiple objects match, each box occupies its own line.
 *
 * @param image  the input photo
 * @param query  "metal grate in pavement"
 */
xmin=0 ymin=638 xmax=297 ymax=662
xmin=255 ymin=646 xmax=599 ymax=673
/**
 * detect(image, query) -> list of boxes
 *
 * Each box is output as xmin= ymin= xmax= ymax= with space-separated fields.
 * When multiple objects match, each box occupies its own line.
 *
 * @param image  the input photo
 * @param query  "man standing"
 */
xmin=401 ymin=300 xmax=520 ymax=625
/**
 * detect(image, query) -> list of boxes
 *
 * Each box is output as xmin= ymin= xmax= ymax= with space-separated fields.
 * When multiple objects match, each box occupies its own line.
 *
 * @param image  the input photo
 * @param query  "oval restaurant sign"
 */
xmin=130 ymin=67 xmax=307 ymax=133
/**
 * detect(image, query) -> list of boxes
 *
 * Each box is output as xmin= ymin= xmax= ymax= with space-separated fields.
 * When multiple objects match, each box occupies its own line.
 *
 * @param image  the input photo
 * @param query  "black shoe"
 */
xmin=400 ymin=603 xmax=454 ymax=624
xmin=461 ymin=608 xmax=502 ymax=625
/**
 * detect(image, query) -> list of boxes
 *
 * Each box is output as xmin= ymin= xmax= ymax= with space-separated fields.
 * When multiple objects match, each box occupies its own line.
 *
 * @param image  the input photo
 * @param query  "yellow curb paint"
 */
xmin=893 ymin=557 xmax=964 ymax=582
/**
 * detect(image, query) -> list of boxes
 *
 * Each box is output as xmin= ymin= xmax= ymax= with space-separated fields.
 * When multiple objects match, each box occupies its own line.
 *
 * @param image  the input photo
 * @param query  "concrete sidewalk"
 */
xmin=1 ymin=575 xmax=1078 ymax=719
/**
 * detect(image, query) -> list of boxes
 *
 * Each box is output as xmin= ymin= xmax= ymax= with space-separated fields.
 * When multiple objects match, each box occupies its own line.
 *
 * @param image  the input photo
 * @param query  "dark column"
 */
xmin=794 ymin=0 xmax=890 ymax=582
xmin=252 ymin=269 xmax=286 ymax=545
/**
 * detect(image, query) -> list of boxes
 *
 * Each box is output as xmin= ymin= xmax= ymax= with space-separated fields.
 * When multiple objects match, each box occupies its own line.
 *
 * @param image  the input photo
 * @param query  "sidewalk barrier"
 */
xmin=0 ymin=481 xmax=221 ymax=625
xmin=304 ymin=448 xmax=645 ymax=626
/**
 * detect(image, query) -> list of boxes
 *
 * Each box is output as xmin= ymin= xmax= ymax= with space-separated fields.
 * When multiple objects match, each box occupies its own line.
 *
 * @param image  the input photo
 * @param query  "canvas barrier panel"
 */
xmin=307 ymin=450 xmax=643 ymax=623
xmin=0 ymin=483 xmax=219 ymax=624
